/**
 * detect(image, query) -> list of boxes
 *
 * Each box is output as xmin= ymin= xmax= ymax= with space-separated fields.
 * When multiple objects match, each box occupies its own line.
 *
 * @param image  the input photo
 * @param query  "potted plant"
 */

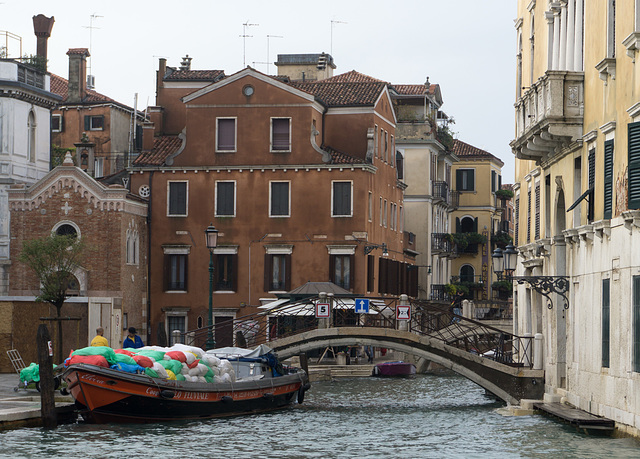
xmin=465 ymin=232 xmax=487 ymax=245
xmin=495 ymin=188 xmax=514 ymax=200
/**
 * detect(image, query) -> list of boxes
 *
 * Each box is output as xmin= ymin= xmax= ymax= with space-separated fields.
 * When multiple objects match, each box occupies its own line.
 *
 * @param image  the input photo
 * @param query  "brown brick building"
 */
xmin=50 ymin=48 xmax=146 ymax=178
xmin=3 ymin=153 xmax=148 ymax=369
xmin=130 ymin=56 xmax=417 ymax=347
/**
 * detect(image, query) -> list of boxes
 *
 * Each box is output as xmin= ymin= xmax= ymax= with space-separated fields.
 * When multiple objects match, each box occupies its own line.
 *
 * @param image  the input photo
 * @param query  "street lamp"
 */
xmin=492 ymin=243 xmax=570 ymax=310
xmin=205 ymin=224 xmax=219 ymax=350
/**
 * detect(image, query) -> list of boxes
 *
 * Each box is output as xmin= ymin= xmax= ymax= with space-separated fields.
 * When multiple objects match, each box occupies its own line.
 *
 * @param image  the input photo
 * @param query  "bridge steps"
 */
xmin=308 ymin=364 xmax=374 ymax=381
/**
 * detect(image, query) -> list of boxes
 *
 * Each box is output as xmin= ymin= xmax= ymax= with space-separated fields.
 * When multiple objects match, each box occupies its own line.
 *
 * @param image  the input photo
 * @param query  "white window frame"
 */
xmin=167 ymin=180 xmax=189 ymax=217
xmin=216 ymin=117 xmax=237 ymax=153
xmin=52 ymin=114 xmax=62 ymax=133
xmin=88 ymin=115 xmax=104 ymax=131
xmin=383 ymin=199 xmax=388 ymax=228
xmin=269 ymin=180 xmax=291 ymax=218
xmin=215 ymin=180 xmax=236 ymax=217
xmin=270 ymin=117 xmax=292 ymax=152
xmin=379 ymin=197 xmax=383 ymax=226
xmin=331 ymin=180 xmax=353 ymax=217
xmin=368 ymin=191 xmax=373 ymax=222
xmin=94 ymin=157 xmax=104 ymax=178
xmin=165 ymin=308 xmax=189 ymax=346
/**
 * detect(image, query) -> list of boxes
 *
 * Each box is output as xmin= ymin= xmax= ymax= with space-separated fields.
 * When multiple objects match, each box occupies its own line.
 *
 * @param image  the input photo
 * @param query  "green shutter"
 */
xmin=634 ymin=276 xmax=640 ymax=372
xmin=604 ymin=140 xmax=614 ymax=219
xmin=602 ymin=279 xmax=610 ymax=368
xmin=456 ymin=169 xmax=463 ymax=191
xmin=629 ymin=122 xmax=640 ymax=209
xmin=84 ymin=115 xmax=90 ymax=131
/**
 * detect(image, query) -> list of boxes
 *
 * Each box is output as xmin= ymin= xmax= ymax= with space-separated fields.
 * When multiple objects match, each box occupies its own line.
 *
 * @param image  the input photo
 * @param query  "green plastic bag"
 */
xmin=19 ymin=362 xmax=57 ymax=383
xmin=114 ymin=353 xmax=137 ymax=365
xmin=157 ymin=359 xmax=182 ymax=375
xmin=72 ymin=346 xmax=117 ymax=365
xmin=135 ymin=350 xmax=165 ymax=362
xmin=144 ymin=367 xmax=159 ymax=378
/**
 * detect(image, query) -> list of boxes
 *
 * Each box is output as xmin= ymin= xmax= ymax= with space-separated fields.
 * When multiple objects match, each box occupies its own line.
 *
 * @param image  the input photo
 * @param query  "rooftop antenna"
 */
xmin=266 ymin=34 xmax=283 ymax=74
xmin=83 ymin=13 xmax=102 ymax=88
xmin=240 ymin=20 xmax=259 ymax=68
xmin=330 ymin=20 xmax=347 ymax=56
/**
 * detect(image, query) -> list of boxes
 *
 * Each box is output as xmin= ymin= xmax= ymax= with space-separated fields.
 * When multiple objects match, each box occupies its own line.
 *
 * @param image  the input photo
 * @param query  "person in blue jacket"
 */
xmin=123 ymin=327 xmax=144 ymax=349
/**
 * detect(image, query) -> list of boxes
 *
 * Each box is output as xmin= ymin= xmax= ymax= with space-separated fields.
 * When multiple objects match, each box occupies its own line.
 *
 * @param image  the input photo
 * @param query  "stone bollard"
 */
xmin=397 ymin=294 xmax=409 ymax=331
xmin=533 ymin=333 xmax=544 ymax=370
xmin=462 ymin=299 xmax=470 ymax=319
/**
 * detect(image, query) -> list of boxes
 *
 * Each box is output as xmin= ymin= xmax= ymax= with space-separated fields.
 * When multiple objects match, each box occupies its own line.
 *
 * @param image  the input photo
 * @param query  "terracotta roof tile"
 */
xmin=323 ymin=145 xmax=367 ymax=164
xmin=452 ymin=139 xmax=497 ymax=160
xmin=393 ymin=84 xmax=429 ymax=96
xmin=50 ymin=73 xmax=121 ymax=105
xmin=290 ymin=80 xmax=387 ymax=107
xmin=66 ymin=48 xmax=90 ymax=56
xmin=164 ymin=69 xmax=225 ymax=81
xmin=133 ymin=136 xmax=182 ymax=166
xmin=320 ymin=70 xmax=387 ymax=83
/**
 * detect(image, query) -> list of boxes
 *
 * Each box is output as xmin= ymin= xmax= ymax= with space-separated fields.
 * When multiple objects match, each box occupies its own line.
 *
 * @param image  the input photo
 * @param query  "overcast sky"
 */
xmin=3 ymin=0 xmax=517 ymax=182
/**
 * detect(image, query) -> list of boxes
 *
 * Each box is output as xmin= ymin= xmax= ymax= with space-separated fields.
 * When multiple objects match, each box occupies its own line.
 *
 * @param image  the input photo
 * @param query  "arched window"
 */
xmin=460 ymin=216 xmax=476 ymax=233
xmin=28 ymin=111 xmax=36 ymax=163
xmin=459 ymin=265 xmax=475 ymax=284
xmin=56 ymin=223 xmax=77 ymax=239
xmin=126 ymin=228 xmax=139 ymax=265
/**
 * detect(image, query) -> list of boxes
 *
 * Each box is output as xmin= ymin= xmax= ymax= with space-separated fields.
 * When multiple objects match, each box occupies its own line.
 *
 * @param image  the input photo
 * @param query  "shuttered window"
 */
xmin=168 ymin=181 xmax=187 ymax=216
xmin=604 ymin=140 xmax=614 ymax=219
xmin=270 ymin=182 xmax=290 ymax=217
xmin=216 ymin=182 xmax=235 ymax=217
xmin=629 ymin=122 xmax=640 ymax=209
xmin=456 ymin=169 xmax=475 ymax=191
xmin=602 ymin=278 xmax=610 ymax=368
xmin=332 ymin=182 xmax=352 ymax=216
xmin=634 ymin=276 xmax=640 ymax=372
xmin=271 ymin=118 xmax=290 ymax=151
xmin=217 ymin=118 xmax=236 ymax=151
xmin=588 ymin=148 xmax=595 ymax=221
xmin=535 ymin=182 xmax=540 ymax=240
xmin=215 ymin=254 xmax=237 ymax=291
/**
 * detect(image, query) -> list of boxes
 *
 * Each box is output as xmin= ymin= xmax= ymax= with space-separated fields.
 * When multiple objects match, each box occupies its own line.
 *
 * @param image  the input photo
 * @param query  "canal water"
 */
xmin=1 ymin=374 xmax=639 ymax=458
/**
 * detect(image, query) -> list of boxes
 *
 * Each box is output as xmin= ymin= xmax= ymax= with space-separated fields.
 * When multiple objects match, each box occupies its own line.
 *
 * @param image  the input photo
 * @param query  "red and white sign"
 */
xmin=316 ymin=303 xmax=330 ymax=318
xmin=396 ymin=305 xmax=410 ymax=321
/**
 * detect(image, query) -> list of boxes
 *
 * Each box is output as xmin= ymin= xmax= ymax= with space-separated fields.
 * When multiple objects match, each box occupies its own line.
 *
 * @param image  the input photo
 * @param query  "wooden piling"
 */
xmin=37 ymin=324 xmax=56 ymax=429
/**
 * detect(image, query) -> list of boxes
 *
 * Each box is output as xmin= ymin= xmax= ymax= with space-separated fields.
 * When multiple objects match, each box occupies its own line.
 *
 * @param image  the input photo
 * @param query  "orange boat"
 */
xmin=63 ymin=363 xmax=310 ymax=423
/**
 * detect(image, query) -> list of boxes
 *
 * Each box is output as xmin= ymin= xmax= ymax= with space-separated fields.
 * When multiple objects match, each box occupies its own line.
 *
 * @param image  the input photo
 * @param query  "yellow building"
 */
xmin=451 ymin=140 xmax=506 ymax=311
xmin=512 ymin=0 xmax=640 ymax=435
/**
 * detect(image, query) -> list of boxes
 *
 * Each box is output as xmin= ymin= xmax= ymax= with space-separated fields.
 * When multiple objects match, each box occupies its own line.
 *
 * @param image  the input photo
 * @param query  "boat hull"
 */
xmin=371 ymin=361 xmax=417 ymax=377
xmin=63 ymin=364 xmax=308 ymax=423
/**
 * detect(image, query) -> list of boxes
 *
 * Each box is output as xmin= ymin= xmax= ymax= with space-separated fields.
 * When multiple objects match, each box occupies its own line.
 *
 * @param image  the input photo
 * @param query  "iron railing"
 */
xmin=179 ymin=295 xmax=532 ymax=368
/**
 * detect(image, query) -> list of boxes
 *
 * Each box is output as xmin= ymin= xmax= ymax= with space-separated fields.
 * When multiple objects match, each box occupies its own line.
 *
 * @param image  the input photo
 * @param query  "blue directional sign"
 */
xmin=355 ymin=298 xmax=370 ymax=314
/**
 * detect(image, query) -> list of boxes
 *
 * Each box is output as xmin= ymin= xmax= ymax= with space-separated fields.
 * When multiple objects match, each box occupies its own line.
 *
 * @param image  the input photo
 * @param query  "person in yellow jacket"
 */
xmin=90 ymin=327 xmax=109 ymax=347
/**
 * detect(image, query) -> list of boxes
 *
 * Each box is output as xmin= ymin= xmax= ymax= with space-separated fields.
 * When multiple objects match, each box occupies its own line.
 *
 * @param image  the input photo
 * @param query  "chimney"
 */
xmin=32 ymin=14 xmax=55 ymax=69
xmin=66 ymin=48 xmax=90 ymax=103
xmin=180 ymin=55 xmax=192 ymax=71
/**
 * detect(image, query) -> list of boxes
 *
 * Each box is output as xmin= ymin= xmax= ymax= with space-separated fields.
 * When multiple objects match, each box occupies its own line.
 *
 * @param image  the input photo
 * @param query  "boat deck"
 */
xmin=533 ymin=402 xmax=615 ymax=433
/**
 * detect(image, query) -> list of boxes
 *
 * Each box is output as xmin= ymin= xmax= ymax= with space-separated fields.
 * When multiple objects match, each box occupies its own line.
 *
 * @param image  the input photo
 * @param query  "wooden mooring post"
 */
xmin=37 ymin=324 xmax=56 ymax=429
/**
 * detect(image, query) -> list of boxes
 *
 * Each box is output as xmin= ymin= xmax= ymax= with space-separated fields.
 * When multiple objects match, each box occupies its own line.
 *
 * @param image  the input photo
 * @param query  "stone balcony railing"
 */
xmin=511 ymin=71 xmax=584 ymax=165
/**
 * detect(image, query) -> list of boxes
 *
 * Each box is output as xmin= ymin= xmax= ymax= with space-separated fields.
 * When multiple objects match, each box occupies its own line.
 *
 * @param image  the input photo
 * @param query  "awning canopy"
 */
xmin=567 ymin=187 xmax=593 ymax=212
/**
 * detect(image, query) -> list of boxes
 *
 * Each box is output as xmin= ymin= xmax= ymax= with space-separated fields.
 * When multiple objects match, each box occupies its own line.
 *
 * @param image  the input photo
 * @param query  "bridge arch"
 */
xmin=271 ymin=327 xmax=543 ymax=405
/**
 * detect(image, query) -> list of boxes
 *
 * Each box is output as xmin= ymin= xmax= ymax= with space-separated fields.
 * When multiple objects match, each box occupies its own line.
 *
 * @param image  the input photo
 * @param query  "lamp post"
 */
xmin=205 ymin=224 xmax=219 ymax=350
xmin=492 ymin=243 xmax=569 ymax=309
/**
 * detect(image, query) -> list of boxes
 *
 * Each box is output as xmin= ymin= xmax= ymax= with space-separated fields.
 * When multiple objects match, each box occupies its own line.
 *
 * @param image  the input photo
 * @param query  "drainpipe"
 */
xmin=145 ymin=170 xmax=154 ymax=345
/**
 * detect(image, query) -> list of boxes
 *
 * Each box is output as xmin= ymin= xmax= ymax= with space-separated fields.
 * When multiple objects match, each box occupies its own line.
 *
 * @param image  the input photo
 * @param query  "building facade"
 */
xmin=451 ymin=139 xmax=506 ymax=310
xmin=513 ymin=0 xmax=640 ymax=434
xmin=393 ymin=81 xmax=458 ymax=300
xmin=4 ymin=153 xmax=148 ymax=369
xmin=130 ymin=58 xmax=416 ymax=348
xmin=0 ymin=17 xmax=61 ymax=296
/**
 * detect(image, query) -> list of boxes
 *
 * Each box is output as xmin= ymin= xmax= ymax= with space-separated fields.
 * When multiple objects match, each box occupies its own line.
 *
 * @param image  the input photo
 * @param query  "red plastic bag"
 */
xmin=115 ymin=349 xmax=136 ymax=357
xmin=67 ymin=354 xmax=109 ymax=367
xmin=132 ymin=355 xmax=154 ymax=368
xmin=165 ymin=351 xmax=187 ymax=363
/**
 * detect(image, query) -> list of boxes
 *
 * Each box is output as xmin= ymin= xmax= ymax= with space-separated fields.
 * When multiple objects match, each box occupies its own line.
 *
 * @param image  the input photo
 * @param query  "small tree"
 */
xmin=19 ymin=234 xmax=86 ymax=363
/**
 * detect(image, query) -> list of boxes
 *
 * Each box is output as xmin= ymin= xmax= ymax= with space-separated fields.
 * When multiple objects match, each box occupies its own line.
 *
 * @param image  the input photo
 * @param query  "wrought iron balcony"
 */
xmin=511 ymin=71 xmax=584 ymax=164
xmin=431 ymin=233 xmax=451 ymax=254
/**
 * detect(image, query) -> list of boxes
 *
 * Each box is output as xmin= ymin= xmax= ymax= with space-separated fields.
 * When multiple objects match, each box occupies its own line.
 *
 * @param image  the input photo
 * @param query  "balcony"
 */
xmin=432 ymin=181 xmax=459 ymax=208
xmin=511 ymin=71 xmax=584 ymax=164
xmin=431 ymin=233 xmax=452 ymax=255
